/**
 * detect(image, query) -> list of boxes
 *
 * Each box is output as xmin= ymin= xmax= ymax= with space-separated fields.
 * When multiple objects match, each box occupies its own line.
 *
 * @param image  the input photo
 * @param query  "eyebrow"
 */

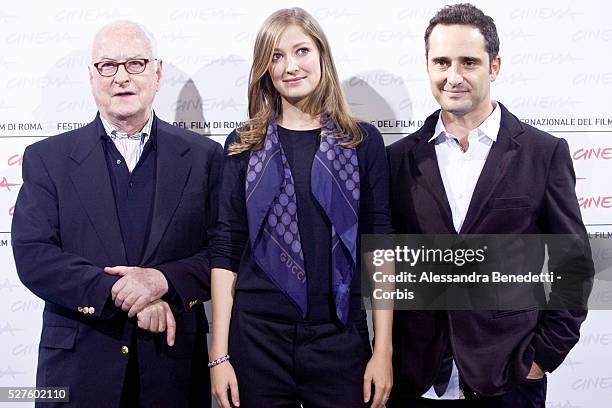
xmin=273 ymin=41 xmax=312 ymax=51
xmin=430 ymin=56 xmax=483 ymax=63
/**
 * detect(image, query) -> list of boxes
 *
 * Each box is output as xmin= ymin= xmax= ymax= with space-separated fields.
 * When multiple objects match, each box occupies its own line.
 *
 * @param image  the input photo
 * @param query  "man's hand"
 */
xmin=105 ymin=266 xmax=168 ymax=317
xmin=135 ymin=299 xmax=176 ymax=346
xmin=526 ymin=361 xmax=545 ymax=379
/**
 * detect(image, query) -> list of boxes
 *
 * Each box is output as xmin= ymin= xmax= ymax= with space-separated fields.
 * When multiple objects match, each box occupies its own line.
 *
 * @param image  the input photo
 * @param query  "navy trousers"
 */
xmin=229 ymin=308 xmax=373 ymax=408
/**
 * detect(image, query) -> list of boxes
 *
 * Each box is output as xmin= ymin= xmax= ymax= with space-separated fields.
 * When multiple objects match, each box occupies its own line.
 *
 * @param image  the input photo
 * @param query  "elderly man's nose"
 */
xmin=113 ymin=64 xmax=130 ymax=82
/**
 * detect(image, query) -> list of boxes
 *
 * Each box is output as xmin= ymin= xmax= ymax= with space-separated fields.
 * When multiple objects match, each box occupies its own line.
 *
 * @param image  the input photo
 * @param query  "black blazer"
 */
xmin=11 ymin=115 xmax=222 ymax=407
xmin=386 ymin=103 xmax=593 ymax=399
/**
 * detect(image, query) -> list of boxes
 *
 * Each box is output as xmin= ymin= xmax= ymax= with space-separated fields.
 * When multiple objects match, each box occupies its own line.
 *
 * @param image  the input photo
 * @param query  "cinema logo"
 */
xmin=171 ymin=98 xmax=245 ymax=112
xmin=152 ymin=30 xmax=197 ymax=43
xmin=572 ymin=376 xmax=612 ymax=390
xmin=397 ymin=7 xmax=440 ymax=20
xmin=347 ymin=73 xmax=406 ymax=87
xmin=573 ymin=147 xmax=612 ymax=161
xmin=54 ymin=54 xmax=89 ymax=70
xmin=512 ymin=96 xmax=581 ymax=110
xmin=578 ymin=196 xmax=612 ymax=209
xmin=0 ymin=11 xmax=19 ymax=23
xmin=348 ymin=30 xmax=418 ymax=43
xmin=496 ymin=73 xmax=536 ymax=86
xmin=498 ymin=29 xmax=535 ymax=41
xmin=54 ymin=9 xmax=124 ymax=22
xmin=0 ymin=57 xmax=16 ymax=68
xmin=234 ymin=31 xmax=256 ymax=43
xmin=578 ymin=332 xmax=612 ymax=346
xmin=0 ymin=279 xmax=22 ymax=292
xmin=0 ymin=322 xmax=24 ymax=336
xmin=10 ymin=299 xmax=44 ymax=313
xmin=169 ymin=8 xmax=244 ymax=21
xmin=509 ymin=7 xmax=583 ymax=20
xmin=308 ymin=8 xmax=359 ymax=20
xmin=572 ymin=29 xmax=612 ymax=42
xmin=12 ymin=342 xmax=38 ymax=357
xmin=573 ymin=73 xmax=612 ymax=86
xmin=0 ymin=365 xmax=26 ymax=379
xmin=4 ymin=32 xmax=78 ymax=45
xmin=7 ymin=154 xmax=22 ymax=167
xmin=7 ymin=76 xmax=82 ymax=89
xmin=510 ymin=52 xmax=583 ymax=65
xmin=398 ymin=54 xmax=424 ymax=66
xmin=56 ymin=100 xmax=96 ymax=113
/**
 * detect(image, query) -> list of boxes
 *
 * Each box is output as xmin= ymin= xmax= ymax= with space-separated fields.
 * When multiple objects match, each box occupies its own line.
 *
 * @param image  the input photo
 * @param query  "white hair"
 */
xmin=90 ymin=20 xmax=158 ymax=62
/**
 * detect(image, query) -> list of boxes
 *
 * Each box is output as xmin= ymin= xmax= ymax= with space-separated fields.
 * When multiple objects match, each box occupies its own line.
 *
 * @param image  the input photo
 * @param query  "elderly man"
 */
xmin=387 ymin=4 xmax=592 ymax=408
xmin=12 ymin=20 xmax=221 ymax=407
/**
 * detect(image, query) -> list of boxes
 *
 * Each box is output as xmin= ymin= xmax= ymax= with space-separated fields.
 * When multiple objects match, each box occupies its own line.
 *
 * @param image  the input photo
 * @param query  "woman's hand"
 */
xmin=363 ymin=349 xmax=393 ymax=408
xmin=211 ymin=361 xmax=240 ymax=408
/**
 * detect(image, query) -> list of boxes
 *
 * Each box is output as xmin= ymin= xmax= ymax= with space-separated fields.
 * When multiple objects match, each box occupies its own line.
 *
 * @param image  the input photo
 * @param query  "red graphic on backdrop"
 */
xmin=578 ymin=196 xmax=612 ymax=209
xmin=7 ymin=154 xmax=23 ymax=166
xmin=8 ymin=205 xmax=14 ymax=216
xmin=573 ymin=148 xmax=612 ymax=160
xmin=0 ymin=177 xmax=20 ymax=192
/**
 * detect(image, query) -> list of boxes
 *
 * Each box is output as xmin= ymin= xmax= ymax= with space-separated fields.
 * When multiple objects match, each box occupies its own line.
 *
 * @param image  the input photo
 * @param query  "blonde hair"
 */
xmin=229 ymin=7 xmax=363 ymax=155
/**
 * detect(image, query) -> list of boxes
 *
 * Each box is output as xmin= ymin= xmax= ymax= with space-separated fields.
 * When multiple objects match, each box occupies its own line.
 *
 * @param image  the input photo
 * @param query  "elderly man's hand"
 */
xmin=135 ymin=299 xmax=176 ymax=346
xmin=105 ymin=266 xmax=169 ymax=317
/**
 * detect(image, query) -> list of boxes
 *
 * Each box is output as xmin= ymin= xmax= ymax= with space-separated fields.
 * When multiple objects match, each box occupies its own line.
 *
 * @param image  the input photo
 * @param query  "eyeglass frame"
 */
xmin=92 ymin=58 xmax=157 ymax=77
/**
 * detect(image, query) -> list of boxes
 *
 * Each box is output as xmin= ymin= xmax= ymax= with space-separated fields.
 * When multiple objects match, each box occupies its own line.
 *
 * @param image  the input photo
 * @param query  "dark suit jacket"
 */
xmin=387 ymin=103 xmax=593 ymax=399
xmin=11 ymin=115 xmax=222 ymax=407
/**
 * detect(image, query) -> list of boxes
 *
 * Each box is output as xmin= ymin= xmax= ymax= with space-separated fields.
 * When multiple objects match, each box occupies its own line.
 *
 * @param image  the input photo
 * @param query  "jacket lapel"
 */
xmin=460 ymin=104 xmax=523 ymax=233
xmin=141 ymin=118 xmax=192 ymax=264
xmin=410 ymin=112 xmax=455 ymax=233
xmin=69 ymin=118 xmax=127 ymax=266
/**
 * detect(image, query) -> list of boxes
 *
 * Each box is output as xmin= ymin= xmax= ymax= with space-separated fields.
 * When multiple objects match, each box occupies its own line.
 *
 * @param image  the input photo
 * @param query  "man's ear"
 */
xmin=155 ymin=59 xmax=163 ymax=91
xmin=490 ymin=55 xmax=501 ymax=82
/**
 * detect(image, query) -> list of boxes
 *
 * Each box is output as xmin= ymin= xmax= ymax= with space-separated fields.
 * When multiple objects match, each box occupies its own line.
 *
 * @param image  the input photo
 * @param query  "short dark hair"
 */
xmin=424 ymin=3 xmax=499 ymax=65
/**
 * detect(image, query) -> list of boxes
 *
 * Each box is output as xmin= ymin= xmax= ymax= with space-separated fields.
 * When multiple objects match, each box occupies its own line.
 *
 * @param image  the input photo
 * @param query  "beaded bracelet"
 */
xmin=208 ymin=354 xmax=230 ymax=368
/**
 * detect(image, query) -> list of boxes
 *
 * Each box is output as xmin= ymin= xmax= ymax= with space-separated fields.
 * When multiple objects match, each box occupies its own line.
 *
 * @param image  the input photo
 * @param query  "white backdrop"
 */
xmin=1 ymin=1 xmax=611 ymax=406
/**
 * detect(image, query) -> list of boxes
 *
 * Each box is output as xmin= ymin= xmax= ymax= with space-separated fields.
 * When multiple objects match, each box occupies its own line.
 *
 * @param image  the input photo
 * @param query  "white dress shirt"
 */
xmin=422 ymin=102 xmax=501 ymax=400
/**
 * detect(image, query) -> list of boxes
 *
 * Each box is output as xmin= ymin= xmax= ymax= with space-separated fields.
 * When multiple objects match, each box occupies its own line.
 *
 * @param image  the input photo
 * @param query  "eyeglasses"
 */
xmin=92 ymin=58 xmax=156 ymax=77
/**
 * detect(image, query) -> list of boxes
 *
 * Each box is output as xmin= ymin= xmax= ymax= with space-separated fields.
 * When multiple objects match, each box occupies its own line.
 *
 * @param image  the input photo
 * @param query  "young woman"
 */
xmin=209 ymin=8 xmax=393 ymax=408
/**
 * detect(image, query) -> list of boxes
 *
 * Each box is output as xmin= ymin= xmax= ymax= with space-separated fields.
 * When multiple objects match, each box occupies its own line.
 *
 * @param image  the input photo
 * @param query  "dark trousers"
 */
xmin=118 ymin=324 xmax=211 ymax=408
xmin=229 ymin=309 xmax=373 ymax=408
xmin=394 ymin=376 xmax=547 ymax=408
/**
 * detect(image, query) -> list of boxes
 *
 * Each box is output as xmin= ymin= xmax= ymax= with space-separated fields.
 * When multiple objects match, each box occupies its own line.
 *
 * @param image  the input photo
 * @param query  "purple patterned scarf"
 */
xmin=245 ymin=114 xmax=360 ymax=324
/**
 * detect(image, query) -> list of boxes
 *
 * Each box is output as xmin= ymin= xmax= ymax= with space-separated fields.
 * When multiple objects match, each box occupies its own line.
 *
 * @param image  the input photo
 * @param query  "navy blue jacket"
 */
xmin=11 ymin=115 xmax=222 ymax=407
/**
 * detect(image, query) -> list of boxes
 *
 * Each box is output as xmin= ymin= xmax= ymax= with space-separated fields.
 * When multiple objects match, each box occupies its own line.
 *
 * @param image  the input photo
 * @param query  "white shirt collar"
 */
xmin=100 ymin=110 xmax=154 ymax=140
xmin=429 ymin=102 xmax=501 ymax=143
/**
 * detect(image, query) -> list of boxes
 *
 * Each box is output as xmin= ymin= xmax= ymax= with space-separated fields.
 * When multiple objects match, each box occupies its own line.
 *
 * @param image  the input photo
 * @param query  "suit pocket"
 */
xmin=493 ymin=307 xmax=538 ymax=318
xmin=40 ymin=325 xmax=77 ymax=350
xmin=489 ymin=196 xmax=531 ymax=210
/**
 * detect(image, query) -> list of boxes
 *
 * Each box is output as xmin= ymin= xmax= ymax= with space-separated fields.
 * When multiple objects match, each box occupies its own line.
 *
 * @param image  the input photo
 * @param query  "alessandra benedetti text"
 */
xmin=372 ymin=271 xmax=558 ymax=284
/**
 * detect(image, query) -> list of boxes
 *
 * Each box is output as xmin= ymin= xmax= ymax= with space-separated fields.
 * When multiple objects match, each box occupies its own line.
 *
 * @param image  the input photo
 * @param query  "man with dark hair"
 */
xmin=387 ymin=3 xmax=592 ymax=407
xmin=12 ymin=20 xmax=221 ymax=407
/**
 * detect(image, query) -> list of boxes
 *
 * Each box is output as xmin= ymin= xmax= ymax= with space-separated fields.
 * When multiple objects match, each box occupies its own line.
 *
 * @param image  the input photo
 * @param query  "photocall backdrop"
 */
xmin=1 ymin=1 xmax=611 ymax=406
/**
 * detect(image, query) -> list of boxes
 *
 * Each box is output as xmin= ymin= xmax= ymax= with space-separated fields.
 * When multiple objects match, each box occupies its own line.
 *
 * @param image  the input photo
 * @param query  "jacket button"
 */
xmin=88 ymin=307 xmax=96 ymax=314
xmin=77 ymin=307 xmax=83 ymax=313
xmin=121 ymin=346 xmax=129 ymax=355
